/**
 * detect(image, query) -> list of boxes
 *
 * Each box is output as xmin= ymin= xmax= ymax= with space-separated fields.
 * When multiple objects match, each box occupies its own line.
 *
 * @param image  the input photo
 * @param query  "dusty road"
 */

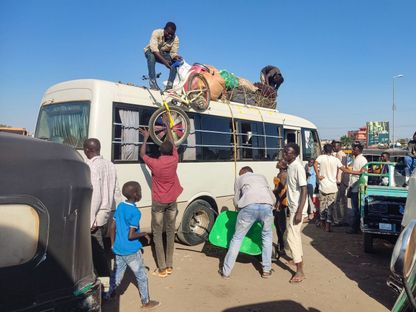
xmin=102 ymin=223 xmax=397 ymax=312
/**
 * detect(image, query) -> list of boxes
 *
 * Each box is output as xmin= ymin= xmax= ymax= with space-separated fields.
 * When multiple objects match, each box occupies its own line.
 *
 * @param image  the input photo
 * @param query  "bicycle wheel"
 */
xmin=186 ymin=73 xmax=211 ymax=111
xmin=148 ymin=106 xmax=191 ymax=146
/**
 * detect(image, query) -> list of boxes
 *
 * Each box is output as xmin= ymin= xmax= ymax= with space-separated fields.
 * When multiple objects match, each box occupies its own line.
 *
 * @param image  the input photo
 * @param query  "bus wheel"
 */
xmin=177 ymin=199 xmax=216 ymax=246
xmin=148 ymin=106 xmax=190 ymax=146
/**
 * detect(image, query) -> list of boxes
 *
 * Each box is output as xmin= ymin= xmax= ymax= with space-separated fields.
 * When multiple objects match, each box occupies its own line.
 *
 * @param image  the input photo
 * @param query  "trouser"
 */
xmin=334 ymin=182 xmax=348 ymax=224
xmin=151 ymin=201 xmax=178 ymax=270
xmin=91 ymin=225 xmax=111 ymax=277
xmin=273 ymin=207 xmax=287 ymax=250
xmin=145 ymin=50 xmax=177 ymax=83
xmin=108 ymin=250 xmax=150 ymax=304
xmin=286 ymin=212 xmax=305 ymax=263
xmin=319 ymin=191 xmax=337 ymax=224
xmin=222 ymin=204 xmax=274 ymax=276
xmin=350 ymin=192 xmax=360 ymax=231
xmin=404 ymin=156 xmax=416 ymax=181
xmin=307 ymin=184 xmax=316 ymax=214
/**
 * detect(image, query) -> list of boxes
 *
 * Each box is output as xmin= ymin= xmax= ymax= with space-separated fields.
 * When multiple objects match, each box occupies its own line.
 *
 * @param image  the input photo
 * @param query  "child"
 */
xmin=105 ymin=181 xmax=160 ymax=310
xmin=273 ymin=159 xmax=288 ymax=257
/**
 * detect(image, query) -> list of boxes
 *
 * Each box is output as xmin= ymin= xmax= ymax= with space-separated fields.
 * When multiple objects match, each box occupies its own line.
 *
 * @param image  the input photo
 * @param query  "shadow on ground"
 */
xmin=222 ymin=300 xmax=320 ymax=312
xmin=303 ymin=222 xmax=397 ymax=309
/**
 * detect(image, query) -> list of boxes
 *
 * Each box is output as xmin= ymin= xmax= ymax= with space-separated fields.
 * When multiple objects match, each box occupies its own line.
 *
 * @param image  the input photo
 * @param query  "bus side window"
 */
xmin=302 ymin=128 xmax=321 ymax=161
xmin=198 ymin=115 xmax=232 ymax=161
xmin=181 ymin=117 xmax=197 ymax=161
xmin=239 ymin=121 xmax=253 ymax=159
xmin=264 ymin=123 xmax=282 ymax=161
xmin=286 ymin=132 xmax=296 ymax=144
xmin=112 ymin=104 xmax=158 ymax=162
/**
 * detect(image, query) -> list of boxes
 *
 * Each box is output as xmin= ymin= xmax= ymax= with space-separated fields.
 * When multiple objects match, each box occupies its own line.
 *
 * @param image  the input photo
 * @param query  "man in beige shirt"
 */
xmin=144 ymin=22 xmax=181 ymax=90
xmin=84 ymin=138 xmax=119 ymax=279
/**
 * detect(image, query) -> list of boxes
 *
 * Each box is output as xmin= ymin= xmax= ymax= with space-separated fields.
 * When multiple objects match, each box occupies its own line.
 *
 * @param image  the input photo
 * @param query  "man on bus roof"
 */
xmin=144 ymin=22 xmax=181 ymax=91
xmin=260 ymin=65 xmax=284 ymax=91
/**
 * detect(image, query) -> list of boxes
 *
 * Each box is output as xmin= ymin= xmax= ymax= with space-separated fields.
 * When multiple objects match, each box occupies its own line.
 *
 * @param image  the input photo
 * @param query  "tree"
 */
xmin=340 ymin=135 xmax=354 ymax=149
xmin=0 ymin=124 xmax=11 ymax=128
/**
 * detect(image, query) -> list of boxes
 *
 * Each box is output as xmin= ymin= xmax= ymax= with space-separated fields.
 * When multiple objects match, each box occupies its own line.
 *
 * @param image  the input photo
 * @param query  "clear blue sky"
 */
xmin=1 ymin=0 xmax=415 ymax=140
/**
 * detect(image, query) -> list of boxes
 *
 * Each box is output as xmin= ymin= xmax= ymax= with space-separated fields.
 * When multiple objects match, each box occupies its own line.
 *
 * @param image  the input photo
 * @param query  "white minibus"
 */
xmin=35 ymin=79 xmax=321 ymax=245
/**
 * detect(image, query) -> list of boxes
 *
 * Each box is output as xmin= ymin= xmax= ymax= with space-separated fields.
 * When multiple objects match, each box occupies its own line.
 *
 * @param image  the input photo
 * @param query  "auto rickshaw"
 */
xmin=358 ymin=161 xmax=408 ymax=253
xmin=388 ymin=219 xmax=416 ymax=312
xmin=0 ymin=133 xmax=101 ymax=311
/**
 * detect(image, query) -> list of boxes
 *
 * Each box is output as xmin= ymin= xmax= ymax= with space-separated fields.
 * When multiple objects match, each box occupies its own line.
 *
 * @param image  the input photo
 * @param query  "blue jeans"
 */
xmin=108 ymin=250 xmax=149 ymax=304
xmin=222 ymin=204 xmax=274 ymax=277
xmin=145 ymin=50 xmax=177 ymax=83
xmin=404 ymin=156 xmax=416 ymax=177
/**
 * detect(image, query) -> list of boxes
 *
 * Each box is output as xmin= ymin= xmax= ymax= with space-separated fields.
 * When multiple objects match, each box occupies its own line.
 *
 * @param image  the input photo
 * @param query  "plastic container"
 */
xmin=208 ymin=210 xmax=265 ymax=255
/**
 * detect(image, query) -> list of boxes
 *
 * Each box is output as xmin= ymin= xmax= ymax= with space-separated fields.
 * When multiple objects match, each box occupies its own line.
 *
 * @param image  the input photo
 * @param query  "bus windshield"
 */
xmin=35 ymin=101 xmax=90 ymax=148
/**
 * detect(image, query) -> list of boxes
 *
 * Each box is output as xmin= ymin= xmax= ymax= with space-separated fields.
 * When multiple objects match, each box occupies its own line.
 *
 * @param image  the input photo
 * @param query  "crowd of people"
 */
xmin=82 ymin=123 xmax=416 ymax=309
xmin=82 ymin=20 xmax=416 ymax=309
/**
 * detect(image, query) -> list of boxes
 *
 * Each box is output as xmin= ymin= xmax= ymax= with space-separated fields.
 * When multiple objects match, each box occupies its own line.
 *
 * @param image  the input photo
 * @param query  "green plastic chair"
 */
xmin=208 ymin=210 xmax=266 ymax=255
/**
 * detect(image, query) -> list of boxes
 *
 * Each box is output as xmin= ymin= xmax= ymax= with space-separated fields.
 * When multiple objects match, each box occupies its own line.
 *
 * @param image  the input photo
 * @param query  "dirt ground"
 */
xmin=102 ymin=223 xmax=397 ymax=312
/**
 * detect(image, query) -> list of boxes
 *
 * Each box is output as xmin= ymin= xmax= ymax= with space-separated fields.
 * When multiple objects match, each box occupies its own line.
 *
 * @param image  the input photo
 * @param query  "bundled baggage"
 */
xmin=172 ymin=60 xmax=279 ymax=109
xmin=201 ymin=65 xmax=226 ymax=101
xmin=219 ymin=70 xmax=239 ymax=90
xmin=225 ymin=86 xmax=257 ymax=106
xmin=238 ymin=78 xmax=258 ymax=93
xmin=253 ymin=82 xmax=277 ymax=109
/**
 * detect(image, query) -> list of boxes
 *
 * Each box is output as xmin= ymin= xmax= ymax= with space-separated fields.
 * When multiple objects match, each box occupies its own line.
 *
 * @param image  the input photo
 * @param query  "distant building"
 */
xmin=346 ymin=121 xmax=389 ymax=148
xmin=348 ymin=126 xmax=367 ymax=145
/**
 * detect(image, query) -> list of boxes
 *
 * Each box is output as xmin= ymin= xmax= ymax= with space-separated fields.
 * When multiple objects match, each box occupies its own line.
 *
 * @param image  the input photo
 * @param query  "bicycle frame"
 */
xmin=165 ymin=66 xmax=208 ymax=107
xmin=160 ymin=92 xmax=175 ymax=129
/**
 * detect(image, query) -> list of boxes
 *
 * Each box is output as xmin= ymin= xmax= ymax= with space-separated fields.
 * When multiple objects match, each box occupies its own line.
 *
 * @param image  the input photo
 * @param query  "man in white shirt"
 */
xmin=84 ymin=138 xmax=119 ymax=278
xmin=332 ymin=140 xmax=349 ymax=225
xmin=283 ymin=143 xmax=308 ymax=283
xmin=339 ymin=143 xmax=368 ymax=234
xmin=219 ymin=166 xmax=276 ymax=278
xmin=314 ymin=144 xmax=343 ymax=232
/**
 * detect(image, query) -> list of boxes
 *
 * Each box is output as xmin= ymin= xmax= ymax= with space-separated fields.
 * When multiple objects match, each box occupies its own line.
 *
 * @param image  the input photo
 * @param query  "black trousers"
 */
xmin=91 ymin=225 xmax=111 ymax=277
xmin=273 ymin=207 xmax=287 ymax=249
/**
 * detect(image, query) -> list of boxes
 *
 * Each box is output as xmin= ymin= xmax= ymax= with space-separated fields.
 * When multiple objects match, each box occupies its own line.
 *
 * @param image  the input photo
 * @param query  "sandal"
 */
xmin=166 ymin=267 xmax=173 ymax=275
xmin=262 ymin=269 xmax=274 ymax=278
xmin=289 ymin=273 xmax=305 ymax=283
xmin=152 ymin=268 xmax=168 ymax=278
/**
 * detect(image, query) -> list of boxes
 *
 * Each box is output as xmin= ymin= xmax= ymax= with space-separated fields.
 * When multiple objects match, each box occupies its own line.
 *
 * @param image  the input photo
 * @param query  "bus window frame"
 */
xmin=111 ymin=102 xmax=287 ymax=164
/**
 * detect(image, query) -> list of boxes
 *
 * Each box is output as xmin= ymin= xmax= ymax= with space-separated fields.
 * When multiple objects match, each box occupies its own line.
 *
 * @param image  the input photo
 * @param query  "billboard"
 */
xmin=367 ymin=121 xmax=389 ymax=147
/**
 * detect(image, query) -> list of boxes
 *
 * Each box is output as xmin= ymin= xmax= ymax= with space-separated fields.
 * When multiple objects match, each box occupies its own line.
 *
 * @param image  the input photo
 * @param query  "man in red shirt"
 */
xmin=139 ymin=114 xmax=183 ymax=277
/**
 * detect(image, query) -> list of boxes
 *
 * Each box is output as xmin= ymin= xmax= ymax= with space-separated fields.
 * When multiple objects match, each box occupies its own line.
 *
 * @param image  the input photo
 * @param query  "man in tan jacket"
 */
xmin=144 ymin=22 xmax=181 ymax=90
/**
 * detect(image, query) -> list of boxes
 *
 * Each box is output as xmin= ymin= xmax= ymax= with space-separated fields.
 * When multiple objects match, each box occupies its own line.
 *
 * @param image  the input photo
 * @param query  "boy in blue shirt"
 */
xmin=105 ymin=181 xmax=160 ymax=309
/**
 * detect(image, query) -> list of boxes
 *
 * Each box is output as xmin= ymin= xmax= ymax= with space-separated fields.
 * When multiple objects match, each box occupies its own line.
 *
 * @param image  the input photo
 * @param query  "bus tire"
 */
xmin=363 ymin=233 xmax=373 ymax=253
xmin=177 ymin=199 xmax=216 ymax=246
xmin=148 ymin=106 xmax=190 ymax=146
xmin=186 ymin=73 xmax=211 ymax=111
